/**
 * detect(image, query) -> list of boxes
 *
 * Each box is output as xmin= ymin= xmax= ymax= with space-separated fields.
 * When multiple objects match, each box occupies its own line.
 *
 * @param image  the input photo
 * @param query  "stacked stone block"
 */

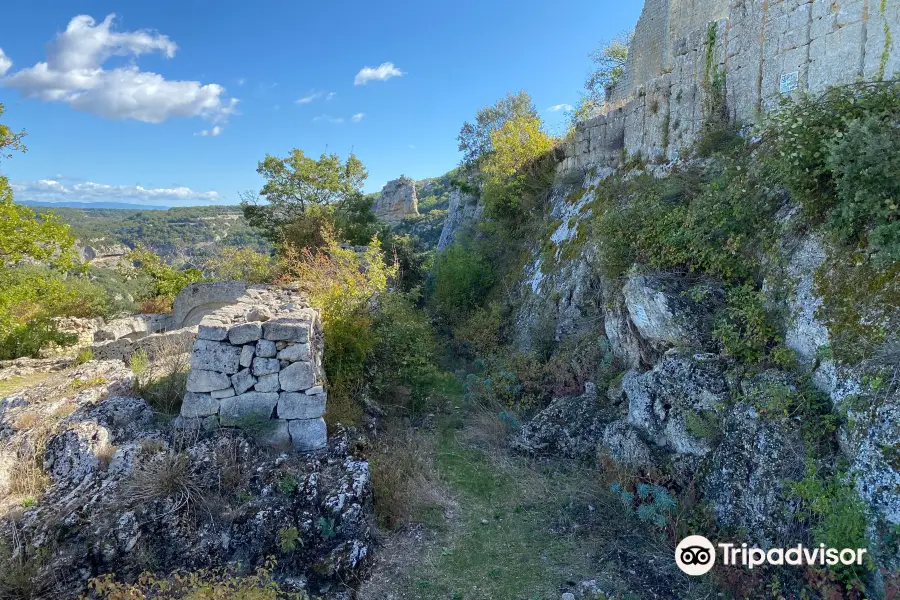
xmin=178 ymin=305 xmax=327 ymax=452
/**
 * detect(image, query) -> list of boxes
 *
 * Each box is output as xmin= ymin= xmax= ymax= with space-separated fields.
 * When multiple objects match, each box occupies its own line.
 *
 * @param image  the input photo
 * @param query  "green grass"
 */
xmin=0 ymin=373 xmax=53 ymax=399
xmin=392 ymin=404 xmax=629 ymax=600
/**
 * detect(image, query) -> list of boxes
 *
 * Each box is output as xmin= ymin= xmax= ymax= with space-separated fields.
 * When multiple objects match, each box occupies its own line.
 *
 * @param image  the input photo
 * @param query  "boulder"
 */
xmin=181 ymin=392 xmax=219 ymax=418
xmin=289 ymin=418 xmax=327 ymax=452
xmin=263 ymin=319 xmax=312 ymax=343
xmin=231 ymin=368 xmax=257 ymax=395
xmin=600 ymin=420 xmax=653 ymax=467
xmin=251 ymin=357 xmax=280 ymax=377
xmin=255 ymin=339 xmax=277 ymax=358
xmin=254 ymin=373 xmax=281 ymax=393
xmin=239 ymin=344 xmax=255 ymax=368
xmin=514 ymin=383 xmax=615 ymax=460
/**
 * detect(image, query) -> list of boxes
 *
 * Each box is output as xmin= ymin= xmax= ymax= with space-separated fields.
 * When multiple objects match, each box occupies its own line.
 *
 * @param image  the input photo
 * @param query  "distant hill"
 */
xmin=45 ymin=204 xmax=270 ymax=260
xmin=22 ymin=200 xmax=175 ymax=210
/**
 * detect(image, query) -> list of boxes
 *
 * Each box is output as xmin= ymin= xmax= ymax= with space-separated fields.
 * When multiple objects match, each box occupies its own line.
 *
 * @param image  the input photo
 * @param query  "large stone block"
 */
xmin=255 ymin=339 xmax=277 ymax=358
xmin=211 ymin=387 xmax=236 ymax=399
xmin=263 ymin=319 xmax=311 ymax=343
xmin=288 ymin=418 xmax=327 ymax=452
xmin=278 ymin=392 xmax=326 ymax=420
xmin=231 ymin=368 xmax=257 ymax=395
xmin=219 ymin=392 xmax=278 ymax=426
xmin=276 ymin=342 xmax=311 ymax=362
xmin=255 ymin=373 xmax=281 ymax=393
xmin=191 ymin=340 xmax=242 ymax=374
xmin=228 ymin=322 xmax=262 ymax=345
xmin=280 ymin=360 xmax=316 ymax=392
xmin=239 ymin=344 xmax=255 ymax=368
xmin=181 ymin=392 xmax=219 ymax=418
xmin=186 ymin=369 xmax=232 ymax=393
xmin=198 ymin=319 xmax=229 ymax=341
xmin=251 ymin=357 xmax=280 ymax=376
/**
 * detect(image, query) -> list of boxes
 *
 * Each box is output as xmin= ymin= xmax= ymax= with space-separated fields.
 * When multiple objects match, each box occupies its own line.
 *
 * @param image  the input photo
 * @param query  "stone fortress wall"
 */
xmin=562 ymin=0 xmax=900 ymax=172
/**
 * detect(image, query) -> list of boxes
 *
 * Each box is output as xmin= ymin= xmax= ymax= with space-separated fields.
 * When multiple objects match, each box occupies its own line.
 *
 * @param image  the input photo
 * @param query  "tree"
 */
xmin=584 ymin=31 xmax=632 ymax=103
xmin=480 ymin=115 xmax=555 ymax=227
xmin=457 ymin=91 xmax=538 ymax=166
xmin=241 ymin=150 xmax=369 ymax=247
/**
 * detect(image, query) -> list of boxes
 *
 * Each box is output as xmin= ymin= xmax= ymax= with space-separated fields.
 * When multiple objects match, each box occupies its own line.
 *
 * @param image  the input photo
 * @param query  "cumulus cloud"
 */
xmin=548 ymin=104 xmax=574 ymax=112
xmin=11 ymin=178 xmax=221 ymax=207
xmin=0 ymin=14 xmax=237 ymax=124
xmin=195 ymin=125 xmax=222 ymax=137
xmin=354 ymin=62 xmax=403 ymax=85
xmin=351 ymin=112 xmax=365 ymax=123
xmin=0 ymin=49 xmax=12 ymax=77
xmin=313 ymin=114 xmax=344 ymax=124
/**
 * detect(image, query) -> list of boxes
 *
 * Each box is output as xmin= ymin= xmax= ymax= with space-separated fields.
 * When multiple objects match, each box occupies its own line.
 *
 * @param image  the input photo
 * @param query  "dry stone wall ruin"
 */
xmin=561 ymin=0 xmax=900 ymax=172
xmin=176 ymin=293 xmax=328 ymax=453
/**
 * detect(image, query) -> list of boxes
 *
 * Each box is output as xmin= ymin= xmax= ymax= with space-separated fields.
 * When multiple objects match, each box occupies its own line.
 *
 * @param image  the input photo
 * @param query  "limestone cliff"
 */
xmin=373 ymin=175 xmax=419 ymax=224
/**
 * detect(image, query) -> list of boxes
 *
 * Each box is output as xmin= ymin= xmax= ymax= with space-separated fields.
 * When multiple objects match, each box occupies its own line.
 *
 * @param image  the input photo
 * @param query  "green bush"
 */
xmin=763 ymin=80 xmax=900 ymax=261
xmin=370 ymin=292 xmax=440 ymax=416
xmin=712 ymin=283 xmax=782 ymax=365
xmin=431 ymin=242 xmax=496 ymax=324
xmin=0 ymin=317 xmax=78 ymax=360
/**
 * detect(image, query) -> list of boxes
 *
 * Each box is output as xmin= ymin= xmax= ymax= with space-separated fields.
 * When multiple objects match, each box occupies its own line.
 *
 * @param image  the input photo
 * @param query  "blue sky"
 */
xmin=0 ymin=1 xmax=642 ymax=206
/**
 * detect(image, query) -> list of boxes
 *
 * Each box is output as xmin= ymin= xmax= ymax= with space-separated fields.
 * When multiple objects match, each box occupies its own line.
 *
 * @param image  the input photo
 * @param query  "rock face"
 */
xmin=0 ymin=352 xmax=372 ymax=599
xmin=176 ymin=301 xmax=327 ymax=453
xmin=437 ymin=186 xmax=482 ymax=251
xmin=374 ymin=176 xmax=419 ymax=224
xmin=623 ymin=353 xmax=729 ymax=456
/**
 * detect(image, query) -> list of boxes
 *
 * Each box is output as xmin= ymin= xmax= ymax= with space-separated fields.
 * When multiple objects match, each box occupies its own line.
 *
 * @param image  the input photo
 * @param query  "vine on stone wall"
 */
xmin=702 ymin=22 xmax=728 ymax=125
xmin=878 ymin=0 xmax=893 ymax=80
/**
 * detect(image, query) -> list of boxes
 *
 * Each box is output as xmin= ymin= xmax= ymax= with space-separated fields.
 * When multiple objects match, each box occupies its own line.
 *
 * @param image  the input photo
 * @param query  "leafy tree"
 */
xmin=481 ymin=115 xmax=556 ymax=227
xmin=0 ymin=103 xmax=87 ymax=358
xmin=241 ymin=150 xmax=369 ymax=247
xmin=123 ymin=246 xmax=204 ymax=305
xmin=457 ymin=91 xmax=538 ymax=166
xmin=202 ymin=247 xmax=274 ymax=284
xmin=584 ymin=31 xmax=632 ymax=102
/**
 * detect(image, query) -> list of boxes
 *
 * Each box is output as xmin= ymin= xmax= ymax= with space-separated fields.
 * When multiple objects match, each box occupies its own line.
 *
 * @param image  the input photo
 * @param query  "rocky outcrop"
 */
xmin=374 ymin=176 xmax=419 ymax=224
xmin=0 ymin=350 xmax=372 ymax=599
xmin=437 ymin=187 xmax=481 ymax=251
xmin=622 ymin=275 xmax=722 ymax=354
xmin=94 ymin=314 xmax=170 ymax=342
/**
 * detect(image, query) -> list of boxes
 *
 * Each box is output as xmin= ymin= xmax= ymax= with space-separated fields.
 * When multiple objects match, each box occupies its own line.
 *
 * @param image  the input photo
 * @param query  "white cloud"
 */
xmin=313 ymin=114 xmax=344 ymax=124
xmin=548 ymin=104 xmax=574 ymax=112
xmin=12 ymin=178 xmax=221 ymax=207
xmin=195 ymin=125 xmax=222 ymax=137
xmin=354 ymin=62 xmax=403 ymax=85
xmin=296 ymin=90 xmax=336 ymax=104
xmin=0 ymin=49 xmax=12 ymax=76
xmin=351 ymin=112 xmax=365 ymax=123
xmin=0 ymin=14 xmax=237 ymax=124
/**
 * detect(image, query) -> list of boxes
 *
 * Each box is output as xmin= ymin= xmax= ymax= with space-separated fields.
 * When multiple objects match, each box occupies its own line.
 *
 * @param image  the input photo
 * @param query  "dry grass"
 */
xmin=369 ymin=427 xmax=454 ymax=530
xmin=6 ymin=424 xmax=54 ymax=501
xmin=0 ymin=373 xmax=53 ymax=399
xmin=138 ymin=295 xmax=173 ymax=314
xmin=130 ymin=337 xmax=192 ymax=416
xmin=0 ymin=524 xmax=52 ymax=599
xmin=124 ymin=451 xmax=206 ymax=514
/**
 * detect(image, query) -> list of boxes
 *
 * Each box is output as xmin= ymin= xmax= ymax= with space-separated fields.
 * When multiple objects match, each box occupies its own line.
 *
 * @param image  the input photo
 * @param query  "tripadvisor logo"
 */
xmin=675 ymin=535 xmax=869 ymax=576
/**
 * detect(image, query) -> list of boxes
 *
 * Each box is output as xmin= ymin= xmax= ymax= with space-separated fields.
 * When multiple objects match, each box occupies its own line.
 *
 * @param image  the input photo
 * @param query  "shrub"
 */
xmin=123 ymin=246 xmax=204 ymax=303
xmin=203 ymin=247 xmax=275 ymax=284
xmin=0 ymin=317 xmax=78 ymax=360
xmin=609 ymin=482 xmax=676 ymax=528
xmin=713 ymin=283 xmax=782 ymax=365
xmin=431 ymin=242 xmax=495 ymax=324
xmin=130 ymin=344 xmax=190 ymax=416
xmin=86 ymin=557 xmax=306 ymax=599
xmin=277 ymin=233 xmax=395 ymax=427
xmin=370 ymin=292 xmax=440 ymax=416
